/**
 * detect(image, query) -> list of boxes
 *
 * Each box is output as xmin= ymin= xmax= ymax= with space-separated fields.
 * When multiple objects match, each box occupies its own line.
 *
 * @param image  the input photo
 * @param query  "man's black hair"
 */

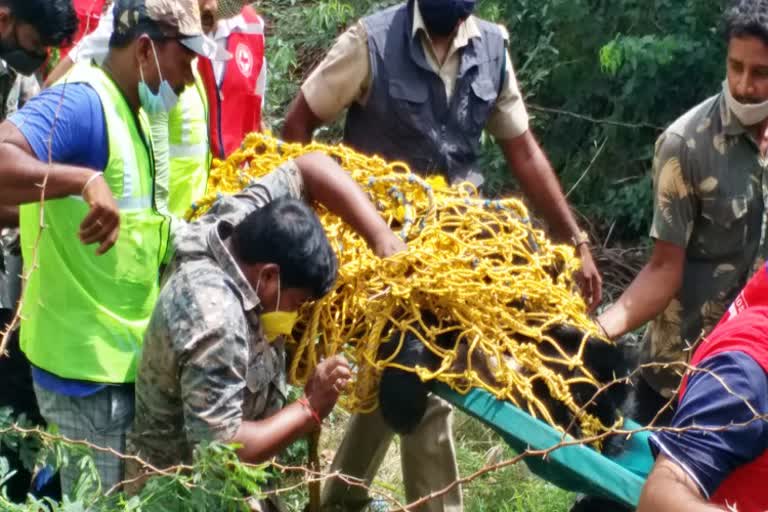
xmin=109 ymin=23 xmax=169 ymax=49
xmin=109 ymin=19 xmax=177 ymax=49
xmin=0 ymin=0 xmax=77 ymax=48
xmin=725 ymin=0 xmax=768 ymax=46
xmin=232 ymin=198 xmax=338 ymax=299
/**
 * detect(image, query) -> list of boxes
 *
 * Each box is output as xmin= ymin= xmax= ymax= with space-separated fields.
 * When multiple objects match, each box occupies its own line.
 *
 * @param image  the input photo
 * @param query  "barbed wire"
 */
xmin=0 ymin=7 xmax=101 ymax=357
xmin=0 ymin=35 xmax=756 ymax=511
xmin=0 ymin=71 xmax=76 ymax=358
xmin=2 ymin=360 xmax=766 ymax=510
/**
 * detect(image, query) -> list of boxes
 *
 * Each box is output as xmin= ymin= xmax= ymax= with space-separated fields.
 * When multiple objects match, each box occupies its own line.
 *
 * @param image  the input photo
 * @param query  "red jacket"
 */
xmin=61 ymin=0 xmax=107 ymax=57
xmin=198 ymin=6 xmax=266 ymax=159
xmin=680 ymin=263 xmax=768 ymax=511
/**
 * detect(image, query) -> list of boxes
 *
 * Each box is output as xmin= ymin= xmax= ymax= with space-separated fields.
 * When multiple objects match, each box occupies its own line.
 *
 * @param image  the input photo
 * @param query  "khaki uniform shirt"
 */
xmin=128 ymin=161 xmax=304 ymax=470
xmin=301 ymin=0 xmax=529 ymax=140
xmin=640 ymin=93 xmax=768 ymax=397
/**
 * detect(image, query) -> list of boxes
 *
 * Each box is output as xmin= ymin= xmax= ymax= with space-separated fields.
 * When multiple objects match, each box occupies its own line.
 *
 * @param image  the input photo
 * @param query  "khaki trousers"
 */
xmin=321 ymin=395 xmax=462 ymax=511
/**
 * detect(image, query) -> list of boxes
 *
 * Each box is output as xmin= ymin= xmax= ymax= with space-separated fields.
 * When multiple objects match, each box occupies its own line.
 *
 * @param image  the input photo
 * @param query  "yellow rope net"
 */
xmin=187 ymin=133 xmax=614 ymax=440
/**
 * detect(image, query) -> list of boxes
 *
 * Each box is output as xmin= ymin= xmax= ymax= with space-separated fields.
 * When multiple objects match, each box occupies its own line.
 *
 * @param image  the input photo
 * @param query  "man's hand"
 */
xmin=372 ymin=231 xmax=407 ymax=258
xmin=79 ymin=174 xmax=120 ymax=255
xmin=498 ymin=132 xmax=604 ymax=311
xmin=575 ymin=244 xmax=602 ymax=312
xmin=304 ymin=355 xmax=352 ymax=419
xmin=232 ymin=354 xmax=351 ymax=463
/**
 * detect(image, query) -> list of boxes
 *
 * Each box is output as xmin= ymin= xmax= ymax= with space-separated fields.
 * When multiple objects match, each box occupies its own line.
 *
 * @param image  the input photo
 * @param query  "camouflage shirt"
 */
xmin=640 ymin=93 xmax=768 ymax=397
xmin=128 ymin=161 xmax=304 ymax=470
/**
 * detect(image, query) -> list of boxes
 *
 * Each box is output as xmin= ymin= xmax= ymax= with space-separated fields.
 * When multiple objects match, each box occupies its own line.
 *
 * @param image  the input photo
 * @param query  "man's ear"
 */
xmin=250 ymin=262 xmax=281 ymax=310
xmin=134 ymin=35 xmax=153 ymax=73
xmin=260 ymin=263 xmax=280 ymax=285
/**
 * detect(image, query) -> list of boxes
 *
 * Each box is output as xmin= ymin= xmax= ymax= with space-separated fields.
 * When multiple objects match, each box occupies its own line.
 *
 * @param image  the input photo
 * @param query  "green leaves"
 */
xmin=0 ymin=411 xmax=269 ymax=512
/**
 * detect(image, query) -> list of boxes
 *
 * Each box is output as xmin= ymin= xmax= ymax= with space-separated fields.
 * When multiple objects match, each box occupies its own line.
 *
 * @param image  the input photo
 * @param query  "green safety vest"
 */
xmin=19 ymin=62 xmax=170 ymax=384
xmin=157 ymin=70 xmax=210 ymax=217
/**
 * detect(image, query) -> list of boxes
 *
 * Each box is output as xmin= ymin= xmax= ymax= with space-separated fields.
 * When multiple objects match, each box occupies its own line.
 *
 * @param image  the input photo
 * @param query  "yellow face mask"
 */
xmin=260 ymin=311 xmax=298 ymax=342
xmin=257 ymin=269 xmax=299 ymax=342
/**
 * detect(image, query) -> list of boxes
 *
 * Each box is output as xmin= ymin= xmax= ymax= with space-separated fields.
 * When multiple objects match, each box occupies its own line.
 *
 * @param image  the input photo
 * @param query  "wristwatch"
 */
xmin=571 ymin=230 xmax=590 ymax=248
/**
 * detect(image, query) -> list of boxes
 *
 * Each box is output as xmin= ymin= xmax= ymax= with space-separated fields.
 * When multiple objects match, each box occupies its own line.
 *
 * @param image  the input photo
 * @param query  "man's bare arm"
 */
xmin=282 ymin=92 xmax=325 ymax=144
xmin=232 ymin=356 xmax=351 ymax=463
xmin=295 ymin=152 xmax=405 ymax=257
xmin=638 ymin=455 xmax=725 ymax=511
xmin=499 ymin=130 xmax=602 ymax=310
xmin=0 ymin=122 xmax=96 ymax=203
xmin=0 ymin=121 xmax=121 ymax=254
xmin=597 ymin=240 xmax=685 ymax=339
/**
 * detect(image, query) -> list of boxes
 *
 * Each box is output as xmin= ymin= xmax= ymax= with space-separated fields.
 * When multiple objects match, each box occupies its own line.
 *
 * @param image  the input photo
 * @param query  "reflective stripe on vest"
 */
xmin=68 ymin=194 xmax=153 ymax=210
xmin=158 ymin=69 xmax=210 ymax=218
xmin=19 ymin=62 xmax=168 ymax=384
xmin=241 ymin=22 xmax=264 ymax=35
xmin=169 ymin=140 xmax=209 ymax=159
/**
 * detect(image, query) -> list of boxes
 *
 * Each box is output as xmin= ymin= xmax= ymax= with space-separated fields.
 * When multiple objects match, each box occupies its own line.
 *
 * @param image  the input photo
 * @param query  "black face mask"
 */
xmin=1 ymin=48 xmax=45 ymax=75
xmin=0 ymin=26 xmax=45 ymax=75
xmin=418 ymin=0 xmax=477 ymax=37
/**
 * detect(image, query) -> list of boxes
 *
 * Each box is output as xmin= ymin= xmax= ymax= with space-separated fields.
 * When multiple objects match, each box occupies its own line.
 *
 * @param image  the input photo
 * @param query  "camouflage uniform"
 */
xmin=640 ymin=93 xmax=768 ymax=399
xmin=128 ymin=162 xmax=303 ymax=490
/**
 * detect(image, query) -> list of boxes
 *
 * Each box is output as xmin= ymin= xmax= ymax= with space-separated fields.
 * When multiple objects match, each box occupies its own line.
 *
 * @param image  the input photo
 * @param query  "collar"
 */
xmin=207 ymin=220 xmax=261 ymax=312
xmin=411 ymin=0 xmax=482 ymax=48
xmin=210 ymin=14 xmax=248 ymax=41
xmin=719 ymin=92 xmax=749 ymax=137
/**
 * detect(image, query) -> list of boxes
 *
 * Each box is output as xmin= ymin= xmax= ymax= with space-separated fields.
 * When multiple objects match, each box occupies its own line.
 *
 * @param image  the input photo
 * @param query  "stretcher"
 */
xmin=434 ymin=383 xmax=654 ymax=508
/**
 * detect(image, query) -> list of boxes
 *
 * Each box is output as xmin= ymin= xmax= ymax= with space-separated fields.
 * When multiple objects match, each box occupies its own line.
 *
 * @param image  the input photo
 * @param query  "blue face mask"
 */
xmin=138 ymin=40 xmax=179 ymax=115
xmin=418 ymin=0 xmax=477 ymax=36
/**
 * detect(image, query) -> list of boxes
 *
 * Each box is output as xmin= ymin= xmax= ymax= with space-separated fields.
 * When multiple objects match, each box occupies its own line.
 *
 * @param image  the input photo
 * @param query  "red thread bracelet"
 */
xmin=298 ymin=396 xmax=322 ymax=427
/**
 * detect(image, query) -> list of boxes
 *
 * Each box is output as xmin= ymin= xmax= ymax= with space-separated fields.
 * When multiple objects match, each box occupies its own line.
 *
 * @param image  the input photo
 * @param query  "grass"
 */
xmin=453 ymin=411 xmax=575 ymax=512
xmin=277 ymin=403 xmax=575 ymax=512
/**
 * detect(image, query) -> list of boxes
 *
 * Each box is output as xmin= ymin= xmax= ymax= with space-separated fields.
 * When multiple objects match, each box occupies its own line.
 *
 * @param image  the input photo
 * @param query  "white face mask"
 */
xmin=723 ymin=79 xmax=768 ymax=126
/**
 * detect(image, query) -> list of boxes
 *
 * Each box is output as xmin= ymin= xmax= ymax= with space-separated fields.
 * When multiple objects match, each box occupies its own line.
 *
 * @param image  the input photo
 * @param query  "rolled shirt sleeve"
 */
xmin=300 ymin=21 xmax=372 ymax=123
xmin=486 ymin=50 xmax=530 ymax=140
xmin=649 ymin=132 xmax=696 ymax=248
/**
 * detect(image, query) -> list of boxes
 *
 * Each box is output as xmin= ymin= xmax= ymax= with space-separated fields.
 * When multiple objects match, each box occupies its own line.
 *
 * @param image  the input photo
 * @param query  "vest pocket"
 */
xmin=388 ymin=79 xmax=429 ymax=137
xmin=470 ymin=78 xmax=498 ymax=127
xmin=112 ymin=213 xmax=164 ymax=286
xmin=243 ymin=341 xmax=278 ymax=419
xmin=697 ymin=194 xmax=749 ymax=258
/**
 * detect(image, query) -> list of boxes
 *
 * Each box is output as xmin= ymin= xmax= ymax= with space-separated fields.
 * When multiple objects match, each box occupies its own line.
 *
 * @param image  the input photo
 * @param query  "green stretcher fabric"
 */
xmin=434 ymin=384 xmax=653 ymax=507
